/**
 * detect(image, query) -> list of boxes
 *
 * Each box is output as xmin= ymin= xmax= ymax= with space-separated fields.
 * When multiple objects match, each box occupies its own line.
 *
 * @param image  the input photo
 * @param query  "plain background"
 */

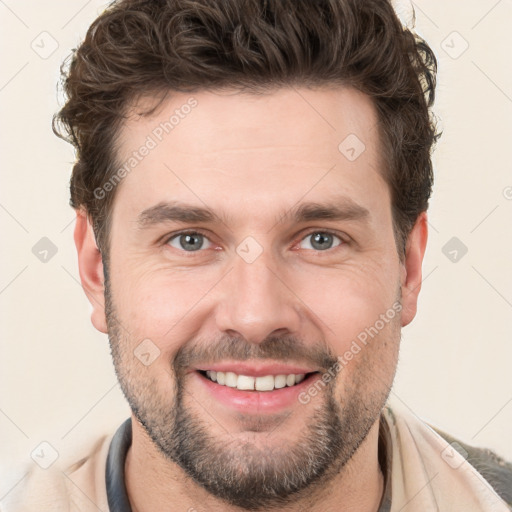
xmin=1 ymin=0 xmax=511 ymax=489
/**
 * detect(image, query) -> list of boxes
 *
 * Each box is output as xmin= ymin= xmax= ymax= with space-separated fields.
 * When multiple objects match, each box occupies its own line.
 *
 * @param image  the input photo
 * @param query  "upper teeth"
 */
xmin=205 ymin=371 xmax=306 ymax=391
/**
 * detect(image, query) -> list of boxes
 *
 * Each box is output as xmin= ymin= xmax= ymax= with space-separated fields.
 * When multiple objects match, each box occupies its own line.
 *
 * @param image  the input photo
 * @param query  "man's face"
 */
xmin=90 ymin=87 xmax=417 ymax=508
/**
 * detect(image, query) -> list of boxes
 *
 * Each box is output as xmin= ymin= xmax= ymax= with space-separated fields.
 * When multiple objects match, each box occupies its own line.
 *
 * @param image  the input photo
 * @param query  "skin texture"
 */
xmin=74 ymin=86 xmax=428 ymax=511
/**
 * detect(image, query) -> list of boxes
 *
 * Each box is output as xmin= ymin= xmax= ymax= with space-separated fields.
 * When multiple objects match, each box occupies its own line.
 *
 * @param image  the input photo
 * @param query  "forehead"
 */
xmin=112 ymin=86 xmax=389 ymax=228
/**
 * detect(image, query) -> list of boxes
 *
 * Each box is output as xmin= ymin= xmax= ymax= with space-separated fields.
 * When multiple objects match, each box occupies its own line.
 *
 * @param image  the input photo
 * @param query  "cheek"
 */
xmin=296 ymin=256 xmax=400 ymax=349
xmin=112 ymin=263 xmax=215 ymax=346
xmin=330 ymin=298 xmax=401 ymax=403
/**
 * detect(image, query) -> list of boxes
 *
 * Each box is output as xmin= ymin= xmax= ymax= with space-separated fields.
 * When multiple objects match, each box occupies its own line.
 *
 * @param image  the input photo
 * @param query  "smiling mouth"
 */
xmin=198 ymin=370 xmax=319 ymax=392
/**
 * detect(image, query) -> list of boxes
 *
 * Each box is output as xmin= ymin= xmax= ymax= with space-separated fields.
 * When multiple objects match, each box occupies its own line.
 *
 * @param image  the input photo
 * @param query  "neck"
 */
xmin=125 ymin=416 xmax=385 ymax=512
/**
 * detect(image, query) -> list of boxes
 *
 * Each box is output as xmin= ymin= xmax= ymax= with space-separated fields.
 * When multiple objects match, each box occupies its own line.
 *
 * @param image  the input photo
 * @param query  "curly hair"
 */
xmin=53 ymin=0 xmax=440 ymax=261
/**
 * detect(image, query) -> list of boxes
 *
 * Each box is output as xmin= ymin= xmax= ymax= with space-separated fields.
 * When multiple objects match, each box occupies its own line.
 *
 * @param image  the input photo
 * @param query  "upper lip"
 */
xmin=193 ymin=362 xmax=319 ymax=377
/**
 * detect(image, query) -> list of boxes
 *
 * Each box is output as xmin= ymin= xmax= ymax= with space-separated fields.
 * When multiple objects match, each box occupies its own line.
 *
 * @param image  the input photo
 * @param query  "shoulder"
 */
xmin=430 ymin=425 xmax=512 ymax=509
xmin=0 ymin=431 xmax=114 ymax=512
xmin=382 ymin=400 xmax=512 ymax=510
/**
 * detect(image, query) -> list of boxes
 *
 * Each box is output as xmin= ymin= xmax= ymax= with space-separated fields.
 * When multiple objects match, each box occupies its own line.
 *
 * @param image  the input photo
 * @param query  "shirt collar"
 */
xmin=105 ymin=417 xmax=133 ymax=512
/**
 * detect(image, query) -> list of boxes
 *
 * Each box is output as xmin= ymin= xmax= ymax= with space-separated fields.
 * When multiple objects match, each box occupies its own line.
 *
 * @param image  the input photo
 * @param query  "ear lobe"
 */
xmin=400 ymin=211 xmax=428 ymax=327
xmin=74 ymin=210 xmax=108 ymax=334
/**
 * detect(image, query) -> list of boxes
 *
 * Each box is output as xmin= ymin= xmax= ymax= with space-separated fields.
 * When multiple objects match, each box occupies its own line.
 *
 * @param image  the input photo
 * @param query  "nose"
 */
xmin=214 ymin=249 xmax=302 ymax=345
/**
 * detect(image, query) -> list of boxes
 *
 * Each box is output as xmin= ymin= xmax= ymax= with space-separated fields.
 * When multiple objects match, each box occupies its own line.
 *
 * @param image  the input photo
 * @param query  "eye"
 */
xmin=166 ymin=231 xmax=213 ymax=252
xmin=163 ymin=229 xmax=346 ymax=254
xmin=298 ymin=230 xmax=344 ymax=251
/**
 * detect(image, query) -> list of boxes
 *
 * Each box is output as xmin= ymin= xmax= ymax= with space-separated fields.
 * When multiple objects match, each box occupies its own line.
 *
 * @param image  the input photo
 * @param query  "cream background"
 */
xmin=0 ymin=0 xmax=511 ymax=492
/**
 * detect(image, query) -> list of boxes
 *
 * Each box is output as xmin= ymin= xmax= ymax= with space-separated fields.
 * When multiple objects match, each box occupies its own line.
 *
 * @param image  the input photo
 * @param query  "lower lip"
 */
xmin=193 ymin=371 xmax=320 ymax=414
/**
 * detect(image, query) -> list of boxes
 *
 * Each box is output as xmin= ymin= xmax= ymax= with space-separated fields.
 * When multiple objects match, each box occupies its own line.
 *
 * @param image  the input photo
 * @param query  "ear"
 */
xmin=400 ymin=211 xmax=428 ymax=327
xmin=74 ymin=209 xmax=108 ymax=333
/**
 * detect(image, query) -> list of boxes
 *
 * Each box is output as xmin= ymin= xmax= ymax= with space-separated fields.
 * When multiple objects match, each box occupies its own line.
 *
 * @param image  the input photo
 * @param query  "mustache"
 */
xmin=173 ymin=333 xmax=338 ymax=375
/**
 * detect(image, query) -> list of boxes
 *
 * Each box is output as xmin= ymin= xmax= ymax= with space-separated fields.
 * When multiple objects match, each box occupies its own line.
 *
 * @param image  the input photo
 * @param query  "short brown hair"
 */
xmin=53 ymin=0 xmax=440 ymax=260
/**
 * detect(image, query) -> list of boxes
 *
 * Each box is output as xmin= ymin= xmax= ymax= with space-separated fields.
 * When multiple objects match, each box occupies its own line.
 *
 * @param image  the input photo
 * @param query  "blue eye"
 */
xmin=299 ymin=231 xmax=343 ymax=251
xmin=166 ymin=232 xmax=213 ymax=252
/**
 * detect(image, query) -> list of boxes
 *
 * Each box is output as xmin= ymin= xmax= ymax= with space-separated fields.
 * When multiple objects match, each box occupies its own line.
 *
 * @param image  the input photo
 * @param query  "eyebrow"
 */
xmin=136 ymin=198 xmax=370 ymax=229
